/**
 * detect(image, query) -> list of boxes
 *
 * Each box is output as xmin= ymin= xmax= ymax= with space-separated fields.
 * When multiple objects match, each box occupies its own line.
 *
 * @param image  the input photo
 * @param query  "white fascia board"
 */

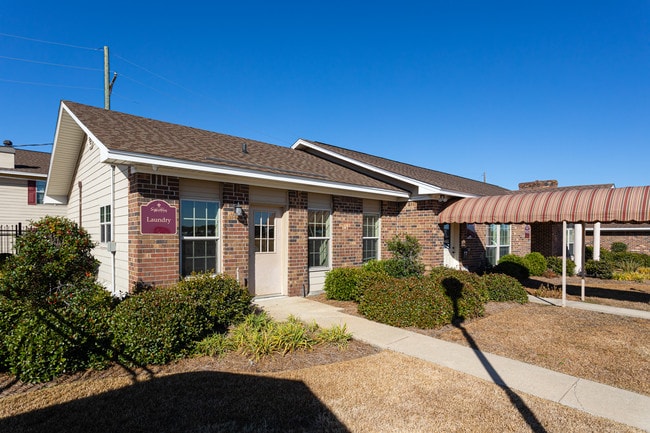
xmin=44 ymin=195 xmax=68 ymax=205
xmin=585 ymin=227 xmax=650 ymax=232
xmin=0 ymin=171 xmax=47 ymax=179
xmin=102 ymin=150 xmax=410 ymax=200
xmin=60 ymin=102 xmax=110 ymax=159
xmin=292 ymin=139 xmax=442 ymax=196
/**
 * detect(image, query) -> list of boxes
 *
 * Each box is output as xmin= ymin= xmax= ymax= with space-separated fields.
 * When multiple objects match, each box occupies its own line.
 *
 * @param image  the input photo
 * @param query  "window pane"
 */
xmin=500 ymin=225 xmax=510 ymax=246
xmin=363 ymin=239 xmax=378 ymax=262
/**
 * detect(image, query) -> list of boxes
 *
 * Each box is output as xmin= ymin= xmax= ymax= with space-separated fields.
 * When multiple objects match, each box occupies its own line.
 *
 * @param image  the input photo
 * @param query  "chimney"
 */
xmin=518 ymin=180 xmax=558 ymax=191
xmin=0 ymin=140 xmax=16 ymax=169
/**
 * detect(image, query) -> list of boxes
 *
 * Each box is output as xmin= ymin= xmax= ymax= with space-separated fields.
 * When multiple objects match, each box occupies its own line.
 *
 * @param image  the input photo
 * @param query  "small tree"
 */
xmin=0 ymin=216 xmax=99 ymax=305
xmin=385 ymin=234 xmax=425 ymax=278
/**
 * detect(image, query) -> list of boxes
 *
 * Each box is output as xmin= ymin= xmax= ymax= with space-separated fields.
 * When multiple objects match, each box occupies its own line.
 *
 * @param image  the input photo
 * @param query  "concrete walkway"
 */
xmin=255 ymin=296 xmax=650 ymax=432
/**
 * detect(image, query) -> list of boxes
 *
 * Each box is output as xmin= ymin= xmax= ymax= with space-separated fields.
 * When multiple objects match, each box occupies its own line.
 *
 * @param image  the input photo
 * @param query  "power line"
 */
xmin=0 ymin=55 xmax=103 ymax=71
xmin=0 ymin=32 xmax=101 ymax=51
xmin=0 ymin=77 xmax=102 ymax=90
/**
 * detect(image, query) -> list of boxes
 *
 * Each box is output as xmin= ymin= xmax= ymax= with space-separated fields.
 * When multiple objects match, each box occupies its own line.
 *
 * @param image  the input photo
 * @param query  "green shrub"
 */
xmin=585 ymin=259 xmax=613 ymax=279
xmin=358 ymin=269 xmax=487 ymax=329
xmin=359 ymin=277 xmax=454 ymax=328
xmin=384 ymin=234 xmax=425 ymax=278
xmin=481 ymin=273 xmax=529 ymax=303
xmin=607 ymin=252 xmax=650 ymax=271
xmin=112 ymin=274 xmax=251 ymax=366
xmin=546 ymin=256 xmax=576 ymax=275
xmin=324 ymin=267 xmax=364 ymax=301
xmin=428 ymin=268 xmax=487 ymax=322
xmin=610 ymin=242 xmax=628 ymax=253
xmin=0 ymin=216 xmax=98 ymax=306
xmin=361 ymin=259 xmax=390 ymax=274
xmin=176 ymin=272 xmax=253 ymax=332
xmin=111 ymin=287 xmax=210 ymax=366
xmin=524 ymin=252 xmax=547 ymax=277
xmin=491 ymin=256 xmax=530 ymax=280
xmin=0 ymin=279 xmax=116 ymax=383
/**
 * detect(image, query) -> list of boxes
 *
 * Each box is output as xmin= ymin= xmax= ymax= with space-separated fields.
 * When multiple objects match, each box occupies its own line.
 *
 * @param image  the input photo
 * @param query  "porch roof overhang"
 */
xmin=439 ymin=186 xmax=650 ymax=224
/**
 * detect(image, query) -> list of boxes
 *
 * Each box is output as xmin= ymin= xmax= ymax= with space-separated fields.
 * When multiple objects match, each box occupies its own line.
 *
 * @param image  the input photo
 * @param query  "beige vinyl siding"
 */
xmin=0 ymin=176 xmax=65 ymax=227
xmin=67 ymin=137 xmax=130 ymax=294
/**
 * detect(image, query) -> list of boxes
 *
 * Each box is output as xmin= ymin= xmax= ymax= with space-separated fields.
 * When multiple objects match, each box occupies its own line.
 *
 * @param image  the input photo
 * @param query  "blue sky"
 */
xmin=1 ymin=1 xmax=648 ymax=190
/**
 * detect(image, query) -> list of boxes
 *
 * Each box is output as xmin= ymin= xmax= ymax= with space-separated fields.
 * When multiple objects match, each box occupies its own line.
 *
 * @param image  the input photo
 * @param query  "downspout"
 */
xmin=111 ymin=165 xmax=116 ymax=295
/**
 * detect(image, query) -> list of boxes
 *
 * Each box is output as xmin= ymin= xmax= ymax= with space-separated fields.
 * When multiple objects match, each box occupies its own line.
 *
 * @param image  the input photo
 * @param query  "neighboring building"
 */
xmin=46 ymin=101 xmax=515 ymax=296
xmin=521 ymin=180 xmax=650 ymax=268
xmin=0 ymin=142 xmax=64 ymax=227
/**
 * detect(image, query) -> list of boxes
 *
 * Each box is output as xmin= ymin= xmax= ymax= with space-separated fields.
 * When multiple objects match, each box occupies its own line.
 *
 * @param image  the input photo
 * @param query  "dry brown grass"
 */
xmin=1 ymin=277 xmax=648 ymax=432
xmin=0 ymin=351 xmax=643 ymax=432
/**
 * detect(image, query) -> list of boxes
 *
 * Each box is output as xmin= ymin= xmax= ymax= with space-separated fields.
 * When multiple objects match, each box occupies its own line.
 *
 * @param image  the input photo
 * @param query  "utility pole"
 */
xmin=103 ymin=46 xmax=118 ymax=110
xmin=104 ymin=46 xmax=110 ymax=109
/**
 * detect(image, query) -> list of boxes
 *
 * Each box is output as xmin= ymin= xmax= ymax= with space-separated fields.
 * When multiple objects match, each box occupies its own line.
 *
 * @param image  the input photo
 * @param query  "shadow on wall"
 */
xmin=0 ymin=371 xmax=350 ymax=433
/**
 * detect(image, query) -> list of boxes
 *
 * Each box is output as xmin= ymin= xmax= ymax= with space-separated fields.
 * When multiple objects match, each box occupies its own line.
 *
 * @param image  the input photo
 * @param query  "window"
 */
xmin=566 ymin=224 xmax=575 ymax=259
xmin=27 ymin=180 xmax=46 ymax=205
xmin=308 ymin=210 xmax=330 ymax=268
xmin=100 ymin=205 xmax=111 ymax=243
xmin=181 ymin=200 xmax=219 ymax=276
xmin=253 ymin=211 xmax=275 ymax=253
xmin=362 ymin=214 xmax=380 ymax=262
xmin=486 ymin=224 xmax=510 ymax=266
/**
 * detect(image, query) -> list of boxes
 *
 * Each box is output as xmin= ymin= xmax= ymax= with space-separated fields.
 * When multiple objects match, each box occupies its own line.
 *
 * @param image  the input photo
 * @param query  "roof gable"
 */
xmin=49 ymin=102 xmax=408 ymax=201
xmin=292 ymin=139 xmax=509 ymax=197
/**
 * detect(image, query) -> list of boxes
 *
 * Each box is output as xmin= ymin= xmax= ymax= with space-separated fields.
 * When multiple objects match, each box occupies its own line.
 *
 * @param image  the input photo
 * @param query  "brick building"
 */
xmin=46 ymin=101 xmax=516 ymax=296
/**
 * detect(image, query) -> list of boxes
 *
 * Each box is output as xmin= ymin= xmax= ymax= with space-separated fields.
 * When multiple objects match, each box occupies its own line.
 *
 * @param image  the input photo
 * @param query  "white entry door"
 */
xmin=443 ymin=223 xmax=461 ymax=269
xmin=249 ymin=208 xmax=283 ymax=296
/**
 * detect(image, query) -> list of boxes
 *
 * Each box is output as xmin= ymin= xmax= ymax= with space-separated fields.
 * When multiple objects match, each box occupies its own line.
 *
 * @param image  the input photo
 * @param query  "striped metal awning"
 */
xmin=439 ymin=186 xmax=650 ymax=224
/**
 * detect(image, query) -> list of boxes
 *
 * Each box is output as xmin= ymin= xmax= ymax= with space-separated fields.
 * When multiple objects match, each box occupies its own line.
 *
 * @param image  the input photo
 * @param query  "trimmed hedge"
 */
xmin=358 ymin=277 xmax=454 ymax=328
xmin=176 ymin=273 xmax=253 ymax=332
xmin=524 ymin=252 xmax=547 ymax=277
xmin=481 ymin=273 xmax=529 ymax=303
xmin=111 ymin=273 xmax=252 ymax=366
xmin=324 ymin=267 xmax=364 ymax=301
xmin=358 ymin=268 xmax=487 ymax=328
xmin=0 ymin=279 xmax=116 ymax=383
xmin=585 ymin=259 xmax=613 ymax=279
xmin=546 ymin=256 xmax=576 ymax=275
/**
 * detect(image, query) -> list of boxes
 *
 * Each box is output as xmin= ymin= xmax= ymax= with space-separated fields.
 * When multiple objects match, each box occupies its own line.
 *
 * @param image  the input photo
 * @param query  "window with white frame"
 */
xmin=566 ymin=223 xmax=575 ymax=259
xmin=36 ymin=180 xmax=46 ymax=204
xmin=308 ymin=210 xmax=330 ymax=268
xmin=100 ymin=205 xmax=111 ymax=243
xmin=486 ymin=224 xmax=511 ymax=266
xmin=362 ymin=214 xmax=380 ymax=262
xmin=181 ymin=200 xmax=219 ymax=276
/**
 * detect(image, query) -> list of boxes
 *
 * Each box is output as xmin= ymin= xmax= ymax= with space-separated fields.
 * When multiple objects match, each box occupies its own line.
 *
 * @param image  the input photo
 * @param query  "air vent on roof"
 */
xmin=242 ymin=142 xmax=248 ymax=154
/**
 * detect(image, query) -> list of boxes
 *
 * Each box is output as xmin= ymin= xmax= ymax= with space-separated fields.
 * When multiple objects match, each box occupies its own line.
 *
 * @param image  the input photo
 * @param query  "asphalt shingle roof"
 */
xmin=11 ymin=149 xmax=50 ymax=175
xmin=301 ymin=140 xmax=510 ymax=196
xmin=63 ymin=101 xmax=406 ymax=193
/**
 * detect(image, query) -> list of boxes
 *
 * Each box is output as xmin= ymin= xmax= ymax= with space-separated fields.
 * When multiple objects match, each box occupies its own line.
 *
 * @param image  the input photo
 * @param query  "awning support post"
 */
xmin=581 ymin=224 xmax=586 ymax=301
xmin=562 ymin=220 xmax=567 ymax=307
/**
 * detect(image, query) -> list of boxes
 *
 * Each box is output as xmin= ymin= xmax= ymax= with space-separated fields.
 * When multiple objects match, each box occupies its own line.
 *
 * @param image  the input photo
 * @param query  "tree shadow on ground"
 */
xmin=442 ymin=277 xmax=548 ymax=433
xmin=525 ymin=277 xmax=650 ymax=304
xmin=0 ymin=370 xmax=349 ymax=433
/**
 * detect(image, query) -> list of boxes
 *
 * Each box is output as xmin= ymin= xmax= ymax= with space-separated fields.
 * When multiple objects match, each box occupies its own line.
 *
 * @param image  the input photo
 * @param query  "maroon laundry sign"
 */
xmin=140 ymin=200 xmax=177 ymax=234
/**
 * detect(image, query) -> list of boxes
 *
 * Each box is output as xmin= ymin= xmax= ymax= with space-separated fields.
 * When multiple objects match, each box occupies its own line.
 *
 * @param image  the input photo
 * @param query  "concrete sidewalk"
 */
xmin=255 ymin=296 xmax=650 ymax=432
xmin=528 ymin=295 xmax=650 ymax=319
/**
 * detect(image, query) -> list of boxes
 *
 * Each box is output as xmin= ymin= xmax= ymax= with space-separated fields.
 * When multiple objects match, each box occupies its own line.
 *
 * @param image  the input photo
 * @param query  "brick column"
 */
xmin=222 ymin=183 xmax=249 ymax=285
xmin=332 ymin=195 xmax=363 ymax=267
xmin=128 ymin=173 xmax=180 ymax=291
xmin=287 ymin=190 xmax=308 ymax=296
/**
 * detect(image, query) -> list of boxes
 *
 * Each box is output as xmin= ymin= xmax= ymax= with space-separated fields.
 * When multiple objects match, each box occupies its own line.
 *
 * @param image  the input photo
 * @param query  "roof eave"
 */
xmin=103 ymin=150 xmax=410 ymax=201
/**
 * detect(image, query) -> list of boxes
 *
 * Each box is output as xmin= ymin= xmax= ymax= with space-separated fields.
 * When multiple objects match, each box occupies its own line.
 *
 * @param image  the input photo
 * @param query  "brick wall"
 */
xmin=332 ymin=196 xmax=363 ymax=267
xmin=287 ymin=190 xmax=308 ymax=296
xmin=586 ymin=231 xmax=650 ymax=254
xmin=222 ymin=183 xmax=249 ymax=285
xmin=128 ymin=173 xmax=180 ymax=290
xmin=380 ymin=199 xmax=445 ymax=270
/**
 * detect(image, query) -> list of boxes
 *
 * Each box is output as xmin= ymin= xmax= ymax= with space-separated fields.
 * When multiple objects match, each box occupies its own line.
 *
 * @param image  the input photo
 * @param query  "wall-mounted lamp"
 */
xmin=234 ymin=204 xmax=244 ymax=217
xmin=438 ymin=195 xmax=448 ymax=203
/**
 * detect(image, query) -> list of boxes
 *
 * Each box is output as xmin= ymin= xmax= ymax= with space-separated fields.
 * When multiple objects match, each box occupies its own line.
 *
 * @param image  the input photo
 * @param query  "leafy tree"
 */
xmin=385 ymin=234 xmax=425 ymax=278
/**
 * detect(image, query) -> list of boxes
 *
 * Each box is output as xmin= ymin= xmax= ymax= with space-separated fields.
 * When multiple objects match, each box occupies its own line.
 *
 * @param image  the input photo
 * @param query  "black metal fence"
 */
xmin=0 ymin=223 xmax=22 ymax=255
